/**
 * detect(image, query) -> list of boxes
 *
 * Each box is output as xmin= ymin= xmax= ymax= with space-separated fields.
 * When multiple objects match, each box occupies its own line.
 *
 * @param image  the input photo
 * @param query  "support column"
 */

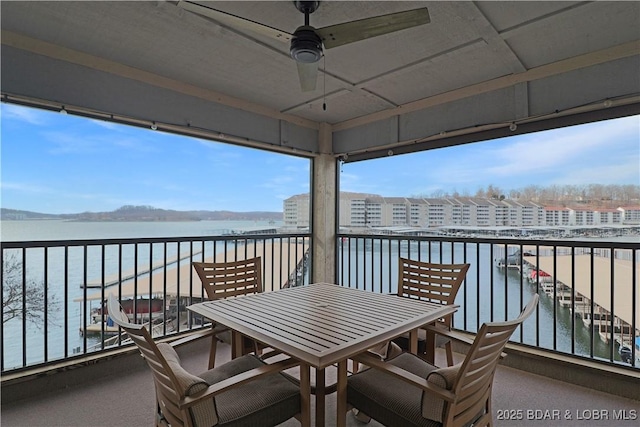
xmin=311 ymin=122 xmax=336 ymax=284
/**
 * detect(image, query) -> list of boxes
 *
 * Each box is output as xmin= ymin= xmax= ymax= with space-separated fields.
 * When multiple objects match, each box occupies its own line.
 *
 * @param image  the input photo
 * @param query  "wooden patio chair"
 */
xmin=347 ymin=293 xmax=539 ymax=427
xmin=393 ymin=258 xmax=470 ymax=366
xmin=106 ymin=294 xmax=303 ymax=427
xmin=192 ymin=257 xmax=264 ymax=368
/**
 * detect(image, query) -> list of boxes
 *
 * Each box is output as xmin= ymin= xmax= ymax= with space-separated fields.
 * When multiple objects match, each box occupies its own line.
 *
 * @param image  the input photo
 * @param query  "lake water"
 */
xmin=1 ymin=219 xmax=285 ymax=369
xmin=1 ymin=219 xmax=283 ymax=241
xmin=0 ymin=220 xmax=622 ymax=369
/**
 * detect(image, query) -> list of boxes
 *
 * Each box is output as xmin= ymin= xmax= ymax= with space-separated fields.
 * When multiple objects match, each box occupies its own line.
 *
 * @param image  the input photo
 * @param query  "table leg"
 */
xmin=300 ymin=363 xmax=311 ymax=427
xmin=425 ymin=327 xmax=436 ymax=364
xmin=231 ymin=331 xmax=243 ymax=359
xmin=409 ymin=328 xmax=418 ymax=354
xmin=336 ymin=360 xmax=348 ymax=427
xmin=315 ymin=367 xmax=325 ymax=427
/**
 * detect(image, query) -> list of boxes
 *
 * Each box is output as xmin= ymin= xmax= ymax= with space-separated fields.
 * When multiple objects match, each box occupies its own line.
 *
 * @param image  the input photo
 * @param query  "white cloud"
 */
xmin=1 ymin=104 xmax=49 ymax=125
xmin=89 ymin=119 xmax=122 ymax=130
xmin=482 ymin=116 xmax=639 ymax=177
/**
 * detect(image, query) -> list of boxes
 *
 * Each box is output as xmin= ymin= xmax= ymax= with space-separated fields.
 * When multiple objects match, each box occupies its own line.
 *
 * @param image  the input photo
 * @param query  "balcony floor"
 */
xmin=2 ymin=338 xmax=639 ymax=427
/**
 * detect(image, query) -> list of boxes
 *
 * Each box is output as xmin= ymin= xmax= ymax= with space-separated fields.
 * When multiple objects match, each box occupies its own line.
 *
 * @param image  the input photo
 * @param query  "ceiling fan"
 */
xmin=177 ymin=1 xmax=430 ymax=92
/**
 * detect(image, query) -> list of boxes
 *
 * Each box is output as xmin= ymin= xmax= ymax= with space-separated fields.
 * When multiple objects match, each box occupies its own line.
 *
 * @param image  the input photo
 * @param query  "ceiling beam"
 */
xmin=344 ymin=100 xmax=640 ymax=162
xmin=1 ymin=30 xmax=320 ymax=131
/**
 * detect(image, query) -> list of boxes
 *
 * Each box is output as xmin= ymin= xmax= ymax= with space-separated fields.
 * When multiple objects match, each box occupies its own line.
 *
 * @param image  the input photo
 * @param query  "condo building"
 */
xmin=284 ymin=193 xmax=637 ymax=229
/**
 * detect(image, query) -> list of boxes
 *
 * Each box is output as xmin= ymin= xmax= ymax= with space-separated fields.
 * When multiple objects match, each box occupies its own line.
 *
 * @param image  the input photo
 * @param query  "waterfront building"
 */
xmin=283 ymin=193 xmax=310 ymax=228
xmin=363 ymin=194 xmax=383 ymax=227
xmin=284 ymin=193 xmax=599 ymax=229
xmin=501 ymin=199 xmax=545 ymax=226
xmin=285 ymin=193 xmax=640 ymax=229
xmin=383 ymin=197 xmax=410 ymax=226
xmin=596 ymin=208 xmax=623 ymax=225
xmin=618 ymin=205 xmax=640 ymax=224
xmin=545 ymin=206 xmax=572 ymax=226
xmin=338 ymin=192 xmax=375 ymax=227
xmin=572 ymin=206 xmax=597 ymax=226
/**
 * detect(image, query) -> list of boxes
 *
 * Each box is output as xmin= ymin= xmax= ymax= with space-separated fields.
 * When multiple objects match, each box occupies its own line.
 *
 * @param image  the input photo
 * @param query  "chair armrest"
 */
xmin=180 ymin=357 xmax=300 ymax=409
xmin=423 ymin=324 xmax=474 ymax=346
xmin=352 ymin=351 xmax=455 ymax=403
xmin=423 ymin=324 xmax=507 ymax=359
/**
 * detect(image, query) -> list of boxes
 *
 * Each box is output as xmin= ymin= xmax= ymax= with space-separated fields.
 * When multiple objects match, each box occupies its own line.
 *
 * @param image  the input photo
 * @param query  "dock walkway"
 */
xmin=80 ymin=240 xmax=308 ymax=302
xmin=523 ymin=254 xmax=639 ymax=346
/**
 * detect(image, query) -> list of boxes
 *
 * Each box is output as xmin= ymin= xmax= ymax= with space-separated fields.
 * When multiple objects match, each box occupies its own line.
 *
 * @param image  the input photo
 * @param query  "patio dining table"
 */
xmin=187 ymin=282 xmax=458 ymax=427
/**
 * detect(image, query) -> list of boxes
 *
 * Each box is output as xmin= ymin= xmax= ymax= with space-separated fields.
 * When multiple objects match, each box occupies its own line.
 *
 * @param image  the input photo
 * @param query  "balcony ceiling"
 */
xmin=1 ymin=1 xmax=639 ymax=160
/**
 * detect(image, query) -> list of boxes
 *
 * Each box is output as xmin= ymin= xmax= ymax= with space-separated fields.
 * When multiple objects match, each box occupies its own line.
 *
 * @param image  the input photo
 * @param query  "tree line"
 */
xmin=423 ymin=184 xmax=640 ymax=206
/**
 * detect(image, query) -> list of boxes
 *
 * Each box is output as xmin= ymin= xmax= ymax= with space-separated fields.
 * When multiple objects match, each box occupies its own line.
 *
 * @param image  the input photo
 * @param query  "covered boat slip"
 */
xmin=78 ymin=240 xmax=308 ymax=303
xmin=523 ymin=254 xmax=640 ymax=340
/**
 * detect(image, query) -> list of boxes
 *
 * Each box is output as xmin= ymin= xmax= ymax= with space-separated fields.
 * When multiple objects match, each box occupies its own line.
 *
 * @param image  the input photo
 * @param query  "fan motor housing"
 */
xmin=294 ymin=1 xmax=320 ymax=14
xmin=290 ymin=26 xmax=323 ymax=63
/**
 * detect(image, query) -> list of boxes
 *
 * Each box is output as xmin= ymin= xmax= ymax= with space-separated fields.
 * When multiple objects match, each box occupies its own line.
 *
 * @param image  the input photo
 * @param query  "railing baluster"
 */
xmin=43 ymin=247 xmax=49 ymax=362
xmin=571 ymin=246 xmax=576 ymax=355
xmin=64 ymin=245 xmax=69 ymax=357
xmin=21 ymin=247 xmax=27 ymax=367
xmin=632 ymin=248 xmax=637 ymax=367
xmin=590 ymin=251 xmax=595 ymax=359
xmin=610 ymin=248 xmax=615 ymax=362
xmin=552 ymin=244 xmax=558 ymax=351
xmin=0 ymin=249 xmax=4 ymax=371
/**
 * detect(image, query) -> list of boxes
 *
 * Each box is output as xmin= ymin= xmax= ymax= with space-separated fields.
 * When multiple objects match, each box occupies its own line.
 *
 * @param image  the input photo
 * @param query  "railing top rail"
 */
xmin=337 ymin=232 xmax=640 ymax=250
xmin=0 ymin=232 xmax=311 ymax=249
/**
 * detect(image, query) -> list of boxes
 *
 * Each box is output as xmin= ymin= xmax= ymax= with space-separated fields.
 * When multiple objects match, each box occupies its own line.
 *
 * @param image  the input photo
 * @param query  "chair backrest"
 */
xmin=443 ymin=294 xmax=539 ymax=427
xmin=107 ymin=294 xmax=204 ymax=427
xmin=192 ymin=257 xmax=263 ymax=301
xmin=398 ymin=258 xmax=469 ymax=324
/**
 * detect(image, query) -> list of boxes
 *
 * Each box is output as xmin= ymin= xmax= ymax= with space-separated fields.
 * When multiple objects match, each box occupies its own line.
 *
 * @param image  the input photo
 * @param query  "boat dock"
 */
xmin=81 ymin=240 xmax=308 ymax=301
xmin=522 ymin=254 xmax=640 ymax=348
xmin=83 ymin=249 xmax=204 ymax=289
xmin=76 ymin=240 xmax=309 ymax=335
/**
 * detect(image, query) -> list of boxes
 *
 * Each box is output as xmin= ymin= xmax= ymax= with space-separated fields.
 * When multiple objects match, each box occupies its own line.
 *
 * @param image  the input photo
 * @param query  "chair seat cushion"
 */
xmin=200 ymin=354 xmax=300 ymax=427
xmin=423 ymin=363 xmax=461 ymax=422
xmin=347 ymin=353 xmax=442 ymax=427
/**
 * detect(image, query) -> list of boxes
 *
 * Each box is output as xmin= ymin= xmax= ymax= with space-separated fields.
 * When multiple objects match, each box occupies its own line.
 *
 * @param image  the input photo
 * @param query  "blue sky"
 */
xmin=342 ymin=115 xmax=640 ymax=198
xmin=1 ymin=103 xmax=638 ymax=214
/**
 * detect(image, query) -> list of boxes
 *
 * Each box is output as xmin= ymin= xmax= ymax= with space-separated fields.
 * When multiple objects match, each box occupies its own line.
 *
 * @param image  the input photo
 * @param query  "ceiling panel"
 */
xmin=494 ymin=1 xmax=640 ymax=68
xmin=365 ymin=39 xmax=513 ymax=105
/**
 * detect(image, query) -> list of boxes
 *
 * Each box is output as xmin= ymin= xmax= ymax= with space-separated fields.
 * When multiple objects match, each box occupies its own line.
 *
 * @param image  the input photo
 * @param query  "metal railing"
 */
xmin=3 ymin=230 xmax=638 ymax=375
xmin=336 ymin=233 xmax=639 ymax=369
xmin=1 ymin=233 xmax=310 ymax=374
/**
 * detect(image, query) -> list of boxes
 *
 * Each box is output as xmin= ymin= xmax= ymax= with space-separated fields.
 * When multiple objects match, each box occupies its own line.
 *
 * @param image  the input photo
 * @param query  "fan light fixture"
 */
xmin=290 ymin=27 xmax=323 ymax=63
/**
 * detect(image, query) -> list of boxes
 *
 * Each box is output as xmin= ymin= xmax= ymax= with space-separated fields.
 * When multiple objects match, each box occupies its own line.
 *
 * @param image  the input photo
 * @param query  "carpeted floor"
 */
xmin=2 ymin=339 xmax=639 ymax=427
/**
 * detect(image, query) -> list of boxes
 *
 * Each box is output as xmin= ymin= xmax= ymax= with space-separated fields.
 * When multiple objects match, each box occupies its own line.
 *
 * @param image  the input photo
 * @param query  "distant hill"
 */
xmin=0 ymin=205 xmax=282 ymax=222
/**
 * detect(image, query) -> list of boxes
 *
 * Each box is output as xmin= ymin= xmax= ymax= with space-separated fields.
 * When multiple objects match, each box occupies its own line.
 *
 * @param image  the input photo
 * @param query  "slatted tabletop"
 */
xmin=188 ymin=282 xmax=457 ymax=368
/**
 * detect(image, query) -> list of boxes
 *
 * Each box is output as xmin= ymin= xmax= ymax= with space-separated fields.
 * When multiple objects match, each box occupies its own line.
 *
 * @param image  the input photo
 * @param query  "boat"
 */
xmin=91 ymin=298 xmax=164 ymax=321
xmin=81 ymin=298 xmax=165 ymax=336
xmin=618 ymin=337 xmax=640 ymax=365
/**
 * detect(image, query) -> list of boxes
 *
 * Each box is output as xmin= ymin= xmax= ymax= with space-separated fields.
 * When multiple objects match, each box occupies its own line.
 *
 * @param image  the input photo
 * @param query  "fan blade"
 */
xmin=317 ymin=8 xmax=430 ymax=49
xmin=178 ymin=1 xmax=292 ymax=43
xmin=297 ymin=62 xmax=319 ymax=92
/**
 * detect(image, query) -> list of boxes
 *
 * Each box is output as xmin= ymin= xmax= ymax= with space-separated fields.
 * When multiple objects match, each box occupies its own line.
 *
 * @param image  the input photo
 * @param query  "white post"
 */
xmin=311 ymin=122 xmax=336 ymax=284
